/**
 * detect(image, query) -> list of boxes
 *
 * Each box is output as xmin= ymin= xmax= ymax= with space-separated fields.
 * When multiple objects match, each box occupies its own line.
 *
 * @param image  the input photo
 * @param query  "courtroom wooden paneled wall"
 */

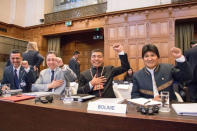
xmin=1 ymin=2 xmax=197 ymax=79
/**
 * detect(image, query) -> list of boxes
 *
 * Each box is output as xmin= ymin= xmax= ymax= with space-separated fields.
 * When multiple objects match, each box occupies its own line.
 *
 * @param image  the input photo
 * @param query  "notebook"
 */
xmin=0 ymin=95 xmax=35 ymax=102
xmin=172 ymin=103 xmax=197 ymax=116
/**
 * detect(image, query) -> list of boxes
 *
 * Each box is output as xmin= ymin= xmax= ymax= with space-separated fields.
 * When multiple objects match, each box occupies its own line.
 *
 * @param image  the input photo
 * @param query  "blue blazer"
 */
xmin=1 ymin=65 xmax=36 ymax=92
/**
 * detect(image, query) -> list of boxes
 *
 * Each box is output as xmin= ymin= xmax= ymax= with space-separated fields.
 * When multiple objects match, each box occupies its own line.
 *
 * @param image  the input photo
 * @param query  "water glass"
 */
xmin=2 ymin=84 xmax=11 ymax=97
xmin=63 ymin=87 xmax=73 ymax=104
xmin=160 ymin=91 xmax=170 ymax=112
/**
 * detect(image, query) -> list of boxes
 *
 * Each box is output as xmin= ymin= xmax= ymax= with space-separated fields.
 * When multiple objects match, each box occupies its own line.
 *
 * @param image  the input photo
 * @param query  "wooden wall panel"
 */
xmin=129 ymin=59 xmax=137 ymax=72
xmin=128 ymin=44 xmax=137 ymax=58
xmin=108 ymin=27 xmax=116 ymax=40
xmin=137 ymin=24 xmax=146 ymax=38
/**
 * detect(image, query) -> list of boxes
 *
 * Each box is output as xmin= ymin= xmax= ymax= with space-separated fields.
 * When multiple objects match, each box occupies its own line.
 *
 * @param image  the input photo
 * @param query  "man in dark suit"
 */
xmin=69 ymin=51 xmax=80 ymax=80
xmin=184 ymin=41 xmax=197 ymax=102
xmin=77 ymin=44 xmax=130 ymax=98
xmin=1 ymin=50 xmax=36 ymax=92
xmin=131 ymin=44 xmax=192 ymax=101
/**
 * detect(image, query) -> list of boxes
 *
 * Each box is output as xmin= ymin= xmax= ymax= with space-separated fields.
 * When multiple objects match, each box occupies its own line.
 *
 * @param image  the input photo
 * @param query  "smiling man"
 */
xmin=77 ymin=44 xmax=130 ymax=98
xmin=131 ymin=44 xmax=193 ymax=101
xmin=32 ymin=51 xmax=66 ymax=94
xmin=1 ymin=49 xmax=36 ymax=92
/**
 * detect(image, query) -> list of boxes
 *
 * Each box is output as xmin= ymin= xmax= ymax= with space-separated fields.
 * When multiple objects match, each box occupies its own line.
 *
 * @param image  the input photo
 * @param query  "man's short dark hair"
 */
xmin=190 ymin=41 xmax=197 ymax=46
xmin=10 ymin=49 xmax=22 ymax=56
xmin=91 ymin=49 xmax=104 ymax=56
xmin=73 ymin=51 xmax=80 ymax=55
xmin=142 ymin=44 xmax=160 ymax=58
xmin=46 ymin=51 xmax=57 ymax=57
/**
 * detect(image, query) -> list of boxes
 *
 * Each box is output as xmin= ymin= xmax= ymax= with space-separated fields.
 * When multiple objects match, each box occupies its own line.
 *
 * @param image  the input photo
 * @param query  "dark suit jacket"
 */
xmin=22 ymin=50 xmax=44 ymax=69
xmin=184 ymin=46 xmax=197 ymax=83
xmin=1 ymin=65 xmax=36 ymax=92
xmin=69 ymin=58 xmax=80 ymax=79
xmin=77 ymin=54 xmax=130 ymax=98
xmin=131 ymin=62 xmax=193 ymax=100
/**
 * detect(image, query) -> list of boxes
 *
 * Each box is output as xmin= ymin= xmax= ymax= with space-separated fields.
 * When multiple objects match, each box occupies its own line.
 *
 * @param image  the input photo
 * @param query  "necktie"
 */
xmin=14 ymin=69 xmax=19 ymax=89
xmin=51 ymin=70 xmax=54 ymax=82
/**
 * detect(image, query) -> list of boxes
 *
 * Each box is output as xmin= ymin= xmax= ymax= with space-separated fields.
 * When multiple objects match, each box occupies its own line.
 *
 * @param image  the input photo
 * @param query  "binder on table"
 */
xmin=172 ymin=103 xmax=197 ymax=116
xmin=0 ymin=95 xmax=35 ymax=102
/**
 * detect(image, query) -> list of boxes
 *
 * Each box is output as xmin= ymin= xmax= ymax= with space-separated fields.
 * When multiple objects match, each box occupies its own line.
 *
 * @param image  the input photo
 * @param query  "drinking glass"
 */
xmin=2 ymin=84 xmax=11 ymax=97
xmin=160 ymin=91 xmax=170 ymax=112
xmin=63 ymin=87 xmax=73 ymax=104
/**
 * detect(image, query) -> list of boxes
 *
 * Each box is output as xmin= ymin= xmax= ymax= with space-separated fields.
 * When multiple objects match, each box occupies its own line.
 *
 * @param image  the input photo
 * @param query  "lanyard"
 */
xmin=90 ymin=66 xmax=104 ymax=97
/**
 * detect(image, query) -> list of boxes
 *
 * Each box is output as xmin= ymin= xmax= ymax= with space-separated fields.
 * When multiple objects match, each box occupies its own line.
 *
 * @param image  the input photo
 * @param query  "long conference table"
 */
xmin=0 ymin=96 xmax=197 ymax=131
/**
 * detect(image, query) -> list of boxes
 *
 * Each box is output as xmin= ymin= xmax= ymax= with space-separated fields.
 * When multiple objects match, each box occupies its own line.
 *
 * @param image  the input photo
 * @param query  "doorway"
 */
xmin=175 ymin=18 xmax=197 ymax=52
xmin=60 ymin=28 xmax=104 ymax=72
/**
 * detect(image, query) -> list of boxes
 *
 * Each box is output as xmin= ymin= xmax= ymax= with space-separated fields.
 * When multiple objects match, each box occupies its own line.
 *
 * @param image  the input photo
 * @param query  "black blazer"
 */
xmin=69 ymin=58 xmax=80 ymax=78
xmin=78 ymin=54 xmax=130 ymax=98
xmin=1 ymin=65 xmax=36 ymax=92
xmin=22 ymin=50 xmax=44 ymax=69
xmin=184 ymin=46 xmax=197 ymax=83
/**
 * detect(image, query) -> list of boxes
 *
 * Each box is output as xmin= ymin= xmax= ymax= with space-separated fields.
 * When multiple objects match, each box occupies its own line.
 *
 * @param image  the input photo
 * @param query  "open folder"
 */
xmin=172 ymin=103 xmax=197 ymax=116
xmin=0 ymin=95 xmax=35 ymax=102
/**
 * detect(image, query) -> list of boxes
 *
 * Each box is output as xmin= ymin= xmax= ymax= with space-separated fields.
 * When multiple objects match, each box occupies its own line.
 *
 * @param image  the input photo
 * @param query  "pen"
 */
xmin=144 ymin=100 xmax=151 ymax=105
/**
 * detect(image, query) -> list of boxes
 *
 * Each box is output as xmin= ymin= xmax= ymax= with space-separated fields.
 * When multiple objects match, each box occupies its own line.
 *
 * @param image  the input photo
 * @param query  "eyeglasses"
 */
xmin=35 ymin=95 xmax=53 ymax=104
xmin=136 ymin=105 xmax=159 ymax=115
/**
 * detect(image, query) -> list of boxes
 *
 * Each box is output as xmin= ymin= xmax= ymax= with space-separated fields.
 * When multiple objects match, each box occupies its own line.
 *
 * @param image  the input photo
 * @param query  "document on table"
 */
xmin=23 ymin=92 xmax=55 ymax=97
xmin=172 ymin=103 xmax=197 ymax=116
xmin=127 ymin=98 xmax=161 ymax=106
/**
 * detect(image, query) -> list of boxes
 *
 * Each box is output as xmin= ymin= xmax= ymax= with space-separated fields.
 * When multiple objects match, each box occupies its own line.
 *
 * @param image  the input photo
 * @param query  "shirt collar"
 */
xmin=49 ymin=67 xmax=58 ymax=72
xmin=13 ymin=66 xmax=21 ymax=71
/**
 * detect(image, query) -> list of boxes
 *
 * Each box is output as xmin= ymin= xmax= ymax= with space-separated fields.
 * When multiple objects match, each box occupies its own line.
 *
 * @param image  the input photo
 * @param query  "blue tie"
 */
xmin=14 ymin=69 xmax=19 ymax=89
xmin=51 ymin=70 xmax=54 ymax=82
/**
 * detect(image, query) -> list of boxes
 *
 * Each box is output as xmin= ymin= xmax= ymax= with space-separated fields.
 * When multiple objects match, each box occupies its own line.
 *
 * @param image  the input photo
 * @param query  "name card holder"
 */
xmin=87 ymin=102 xmax=127 ymax=114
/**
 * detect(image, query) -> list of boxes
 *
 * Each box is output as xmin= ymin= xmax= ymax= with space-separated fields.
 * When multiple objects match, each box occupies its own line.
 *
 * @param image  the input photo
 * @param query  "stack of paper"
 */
xmin=23 ymin=92 xmax=54 ymax=97
xmin=172 ymin=103 xmax=197 ymax=116
xmin=127 ymin=98 xmax=161 ymax=106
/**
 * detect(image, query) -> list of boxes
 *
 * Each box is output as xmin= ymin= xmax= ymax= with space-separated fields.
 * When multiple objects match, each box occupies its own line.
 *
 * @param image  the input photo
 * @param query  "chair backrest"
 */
xmin=174 ymin=91 xmax=184 ymax=102
xmin=112 ymin=82 xmax=133 ymax=99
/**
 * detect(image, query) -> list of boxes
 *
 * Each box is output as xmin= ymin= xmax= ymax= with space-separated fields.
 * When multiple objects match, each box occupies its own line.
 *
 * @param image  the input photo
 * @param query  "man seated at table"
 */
xmin=1 ymin=49 xmax=36 ymax=92
xmin=131 ymin=44 xmax=192 ymax=101
xmin=56 ymin=57 xmax=77 ymax=82
xmin=77 ymin=43 xmax=130 ymax=98
xmin=32 ymin=51 xmax=66 ymax=94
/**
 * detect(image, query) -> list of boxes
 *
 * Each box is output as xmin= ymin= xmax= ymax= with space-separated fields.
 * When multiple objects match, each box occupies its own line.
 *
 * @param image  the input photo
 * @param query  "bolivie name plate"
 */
xmin=87 ymin=102 xmax=127 ymax=114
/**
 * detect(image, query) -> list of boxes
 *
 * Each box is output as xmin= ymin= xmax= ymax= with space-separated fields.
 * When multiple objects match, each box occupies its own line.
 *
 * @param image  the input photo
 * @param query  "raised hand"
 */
xmin=113 ymin=43 xmax=123 ymax=53
xmin=90 ymin=74 xmax=107 ymax=87
xmin=170 ymin=47 xmax=182 ymax=59
xmin=21 ymin=60 xmax=29 ymax=69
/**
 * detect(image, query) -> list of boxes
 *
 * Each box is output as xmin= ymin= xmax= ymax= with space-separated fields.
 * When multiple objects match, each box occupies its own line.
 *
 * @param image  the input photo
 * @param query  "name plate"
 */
xmin=87 ymin=102 xmax=127 ymax=114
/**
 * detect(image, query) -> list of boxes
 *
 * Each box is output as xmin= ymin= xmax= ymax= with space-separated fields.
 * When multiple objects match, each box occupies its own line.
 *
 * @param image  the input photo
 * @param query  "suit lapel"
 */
xmin=19 ymin=67 xmax=25 ymax=83
xmin=8 ymin=66 xmax=15 ymax=84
